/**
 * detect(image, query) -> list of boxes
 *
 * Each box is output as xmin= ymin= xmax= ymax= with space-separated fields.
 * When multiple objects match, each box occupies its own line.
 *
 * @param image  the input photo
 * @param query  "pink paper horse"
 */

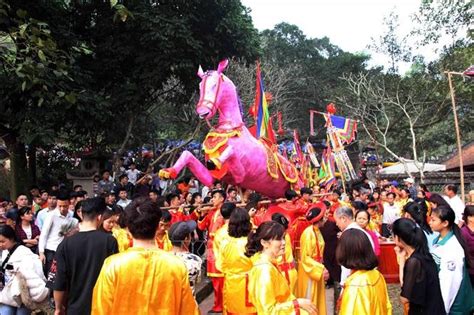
xmin=159 ymin=60 xmax=302 ymax=198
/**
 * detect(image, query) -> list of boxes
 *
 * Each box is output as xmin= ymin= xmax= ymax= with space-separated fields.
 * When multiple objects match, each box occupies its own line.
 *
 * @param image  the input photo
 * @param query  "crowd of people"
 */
xmin=0 ymin=165 xmax=473 ymax=315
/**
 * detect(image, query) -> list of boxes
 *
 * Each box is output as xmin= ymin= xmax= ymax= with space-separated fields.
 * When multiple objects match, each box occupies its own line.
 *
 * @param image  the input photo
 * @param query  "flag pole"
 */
xmin=445 ymin=71 xmax=465 ymax=202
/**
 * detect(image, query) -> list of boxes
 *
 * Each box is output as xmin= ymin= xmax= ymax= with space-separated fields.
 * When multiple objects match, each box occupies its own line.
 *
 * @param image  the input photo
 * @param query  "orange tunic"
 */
xmin=92 ymin=247 xmax=198 ymax=315
xmin=197 ymin=207 xmax=224 ymax=277
xmin=248 ymin=252 xmax=308 ymax=315
xmin=213 ymin=223 xmax=230 ymax=272
xmin=296 ymin=225 xmax=326 ymax=315
xmin=220 ymin=236 xmax=256 ymax=314
xmin=155 ymin=231 xmax=172 ymax=252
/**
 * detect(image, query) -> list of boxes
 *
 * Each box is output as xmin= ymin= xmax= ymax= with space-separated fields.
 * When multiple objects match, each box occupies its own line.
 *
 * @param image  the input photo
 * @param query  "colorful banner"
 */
xmin=309 ymin=110 xmax=357 ymax=145
xmin=323 ymin=113 xmax=357 ymax=145
xmin=252 ymin=62 xmax=273 ymax=141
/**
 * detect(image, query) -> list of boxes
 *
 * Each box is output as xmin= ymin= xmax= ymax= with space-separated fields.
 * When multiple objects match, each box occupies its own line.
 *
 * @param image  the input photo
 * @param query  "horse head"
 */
xmin=196 ymin=59 xmax=230 ymax=120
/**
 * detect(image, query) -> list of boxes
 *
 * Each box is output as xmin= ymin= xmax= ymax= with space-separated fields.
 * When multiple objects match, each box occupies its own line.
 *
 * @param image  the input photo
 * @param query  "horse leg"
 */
xmin=211 ymin=145 xmax=245 ymax=184
xmin=158 ymin=150 xmax=213 ymax=186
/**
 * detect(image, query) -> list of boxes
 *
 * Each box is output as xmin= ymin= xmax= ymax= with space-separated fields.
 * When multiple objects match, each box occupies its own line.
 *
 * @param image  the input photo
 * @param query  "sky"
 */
xmin=240 ymin=0 xmax=425 ymax=72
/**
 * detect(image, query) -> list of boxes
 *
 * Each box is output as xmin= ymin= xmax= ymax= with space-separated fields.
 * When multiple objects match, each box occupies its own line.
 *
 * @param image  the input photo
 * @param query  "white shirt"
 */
xmin=188 ymin=180 xmax=200 ymax=194
xmin=443 ymin=195 xmax=465 ymax=224
xmin=117 ymin=199 xmax=131 ymax=209
xmin=201 ymin=186 xmax=211 ymax=198
xmin=382 ymin=203 xmax=400 ymax=224
xmin=24 ymin=226 xmax=32 ymax=239
xmin=38 ymin=209 xmax=77 ymax=253
xmin=340 ymin=222 xmax=375 ymax=285
xmin=35 ymin=207 xmax=57 ymax=230
xmin=126 ymin=169 xmax=140 ymax=185
xmin=431 ymin=232 xmax=465 ymax=313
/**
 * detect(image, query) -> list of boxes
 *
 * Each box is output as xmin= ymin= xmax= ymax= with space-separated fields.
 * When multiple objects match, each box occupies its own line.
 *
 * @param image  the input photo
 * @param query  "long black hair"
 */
xmin=404 ymin=201 xmax=432 ymax=235
xmin=245 ymin=221 xmax=285 ymax=257
xmin=428 ymin=193 xmax=451 ymax=210
xmin=393 ymin=218 xmax=432 ymax=259
xmin=228 ymin=208 xmax=252 ymax=238
xmin=271 ymin=213 xmax=289 ymax=230
xmin=432 ymin=205 xmax=472 ymax=269
xmin=16 ymin=207 xmax=32 ymax=226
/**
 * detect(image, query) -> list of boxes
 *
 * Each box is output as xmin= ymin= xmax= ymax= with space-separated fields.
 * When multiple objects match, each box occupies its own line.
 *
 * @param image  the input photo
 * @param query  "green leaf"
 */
xmin=56 ymin=91 xmax=65 ymax=97
xmin=16 ymin=9 xmax=27 ymax=19
xmin=21 ymin=81 xmax=26 ymax=91
xmin=65 ymin=93 xmax=77 ymax=104
xmin=19 ymin=24 xmax=27 ymax=37
xmin=110 ymin=0 xmax=118 ymax=8
xmin=38 ymin=97 xmax=44 ymax=107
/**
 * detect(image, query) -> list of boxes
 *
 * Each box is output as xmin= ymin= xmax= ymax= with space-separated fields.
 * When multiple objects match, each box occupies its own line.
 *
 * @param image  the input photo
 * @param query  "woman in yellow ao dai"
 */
xmin=246 ymin=221 xmax=317 ymax=315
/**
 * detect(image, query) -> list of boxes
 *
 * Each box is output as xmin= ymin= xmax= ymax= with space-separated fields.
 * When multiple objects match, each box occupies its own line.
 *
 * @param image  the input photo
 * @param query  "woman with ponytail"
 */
xmin=246 ymin=221 xmax=317 ymax=315
xmin=429 ymin=206 xmax=474 ymax=314
xmin=272 ymin=213 xmax=298 ymax=294
xmin=403 ymin=201 xmax=438 ymax=252
xmin=392 ymin=218 xmax=445 ymax=314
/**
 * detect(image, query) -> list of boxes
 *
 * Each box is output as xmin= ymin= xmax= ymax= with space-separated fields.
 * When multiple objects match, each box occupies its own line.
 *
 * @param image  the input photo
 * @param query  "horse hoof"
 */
xmin=158 ymin=168 xmax=177 ymax=179
xmin=206 ymin=160 xmax=216 ymax=170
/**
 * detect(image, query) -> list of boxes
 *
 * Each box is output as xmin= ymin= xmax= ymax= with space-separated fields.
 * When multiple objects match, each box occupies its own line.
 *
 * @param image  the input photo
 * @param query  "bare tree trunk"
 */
xmin=3 ymin=134 xmax=28 ymax=199
xmin=112 ymin=116 xmax=135 ymax=178
xmin=27 ymin=143 xmax=37 ymax=185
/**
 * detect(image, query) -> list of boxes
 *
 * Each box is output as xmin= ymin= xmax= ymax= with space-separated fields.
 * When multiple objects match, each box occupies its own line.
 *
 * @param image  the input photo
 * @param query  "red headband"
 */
xmin=306 ymin=202 xmax=327 ymax=224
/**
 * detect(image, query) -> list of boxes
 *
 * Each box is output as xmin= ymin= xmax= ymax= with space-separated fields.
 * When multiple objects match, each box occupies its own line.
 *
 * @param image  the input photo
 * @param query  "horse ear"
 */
xmin=217 ymin=59 xmax=229 ymax=74
xmin=197 ymin=65 xmax=204 ymax=78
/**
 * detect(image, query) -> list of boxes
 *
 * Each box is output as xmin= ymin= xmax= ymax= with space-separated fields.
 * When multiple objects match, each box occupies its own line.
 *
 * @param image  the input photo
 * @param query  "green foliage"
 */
xmin=260 ymin=22 xmax=370 ymax=132
xmin=368 ymin=11 xmax=412 ymax=74
xmin=412 ymin=0 xmax=472 ymax=46
xmin=0 ymin=1 xmax=77 ymax=144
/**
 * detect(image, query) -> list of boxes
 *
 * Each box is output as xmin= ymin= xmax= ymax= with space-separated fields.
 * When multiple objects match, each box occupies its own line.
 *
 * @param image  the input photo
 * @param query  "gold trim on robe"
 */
xmin=277 ymin=233 xmax=298 ymax=294
xmin=155 ymin=231 xmax=172 ymax=252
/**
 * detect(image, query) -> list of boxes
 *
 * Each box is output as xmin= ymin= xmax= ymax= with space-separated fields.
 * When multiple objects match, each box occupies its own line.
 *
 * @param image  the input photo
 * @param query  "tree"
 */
xmin=260 ymin=23 xmax=369 ymax=133
xmin=0 ymin=1 xmax=83 ymax=197
xmin=368 ymin=11 xmax=412 ymax=74
xmin=411 ymin=0 xmax=472 ymax=48
xmin=337 ymin=72 xmax=451 ymax=180
xmin=224 ymin=59 xmax=304 ymax=129
xmin=0 ymin=0 xmax=263 ymax=197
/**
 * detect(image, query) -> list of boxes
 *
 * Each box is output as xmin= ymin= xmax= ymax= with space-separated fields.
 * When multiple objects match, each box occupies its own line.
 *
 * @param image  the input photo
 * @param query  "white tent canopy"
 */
xmin=379 ymin=160 xmax=446 ymax=175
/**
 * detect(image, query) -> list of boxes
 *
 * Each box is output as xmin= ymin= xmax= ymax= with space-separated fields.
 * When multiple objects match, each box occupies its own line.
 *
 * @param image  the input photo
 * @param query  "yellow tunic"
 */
xmin=248 ymin=252 xmax=308 ymax=315
xmin=155 ymin=231 xmax=172 ymax=251
xmin=367 ymin=217 xmax=381 ymax=233
xmin=277 ymin=233 xmax=298 ymax=294
xmin=339 ymin=269 xmax=392 ymax=315
xmin=213 ymin=223 xmax=230 ymax=273
xmin=91 ymin=247 xmax=198 ymax=315
xmin=220 ymin=236 xmax=256 ymax=314
xmin=296 ymin=225 xmax=326 ymax=315
xmin=112 ymin=227 xmax=132 ymax=252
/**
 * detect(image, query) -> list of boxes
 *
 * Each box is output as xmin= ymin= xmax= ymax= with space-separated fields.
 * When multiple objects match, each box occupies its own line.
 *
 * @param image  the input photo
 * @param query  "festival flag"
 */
xmin=253 ymin=62 xmax=272 ymax=140
xmin=306 ymin=141 xmax=320 ymax=167
xmin=323 ymin=114 xmax=357 ymax=144
xmin=319 ymin=147 xmax=336 ymax=187
xmin=318 ymin=160 xmax=327 ymax=183
xmin=293 ymin=129 xmax=304 ymax=164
